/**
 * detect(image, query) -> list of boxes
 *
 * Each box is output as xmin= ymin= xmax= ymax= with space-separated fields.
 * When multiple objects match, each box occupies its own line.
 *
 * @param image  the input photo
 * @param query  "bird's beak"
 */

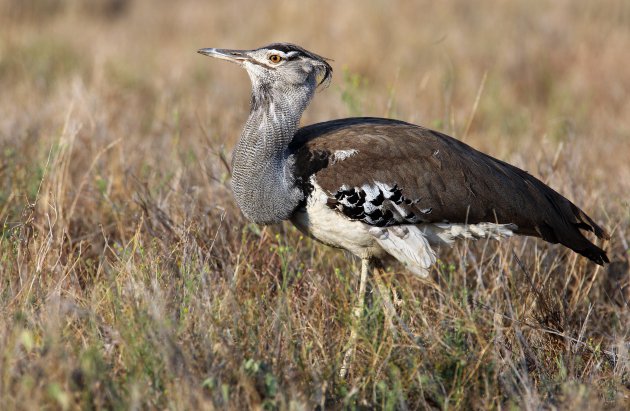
xmin=197 ymin=48 xmax=249 ymax=64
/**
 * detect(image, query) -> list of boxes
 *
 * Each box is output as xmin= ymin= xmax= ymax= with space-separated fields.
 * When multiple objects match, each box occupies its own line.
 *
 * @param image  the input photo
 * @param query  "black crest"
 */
xmin=260 ymin=42 xmax=333 ymax=86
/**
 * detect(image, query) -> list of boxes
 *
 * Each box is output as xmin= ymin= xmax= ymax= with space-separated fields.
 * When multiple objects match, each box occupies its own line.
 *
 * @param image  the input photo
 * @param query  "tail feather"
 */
xmin=369 ymin=226 xmax=435 ymax=277
xmin=570 ymin=207 xmax=610 ymax=265
xmin=576 ymin=242 xmax=609 ymax=265
xmin=533 ymin=205 xmax=609 ymax=266
xmin=572 ymin=204 xmax=610 ymax=240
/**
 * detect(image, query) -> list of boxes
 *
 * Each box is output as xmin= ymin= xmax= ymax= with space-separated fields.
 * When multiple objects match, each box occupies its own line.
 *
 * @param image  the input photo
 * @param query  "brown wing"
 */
xmin=290 ymin=117 xmax=609 ymax=265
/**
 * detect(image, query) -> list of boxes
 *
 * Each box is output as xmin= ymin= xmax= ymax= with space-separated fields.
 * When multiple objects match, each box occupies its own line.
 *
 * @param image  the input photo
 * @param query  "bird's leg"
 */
xmin=372 ymin=266 xmax=399 ymax=339
xmin=339 ymin=258 xmax=371 ymax=379
xmin=373 ymin=265 xmax=420 ymax=345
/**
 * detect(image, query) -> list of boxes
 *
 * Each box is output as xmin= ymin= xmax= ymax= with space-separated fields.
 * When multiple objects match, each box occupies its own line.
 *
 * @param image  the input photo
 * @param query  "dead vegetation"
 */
xmin=0 ymin=0 xmax=629 ymax=409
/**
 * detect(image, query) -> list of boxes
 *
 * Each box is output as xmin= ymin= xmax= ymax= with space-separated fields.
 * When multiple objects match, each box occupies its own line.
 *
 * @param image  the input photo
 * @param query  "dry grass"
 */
xmin=0 ymin=0 xmax=629 ymax=409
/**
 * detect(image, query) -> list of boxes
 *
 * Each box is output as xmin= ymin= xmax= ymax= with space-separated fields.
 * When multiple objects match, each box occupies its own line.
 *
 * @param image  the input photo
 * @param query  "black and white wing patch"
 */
xmin=329 ymin=182 xmax=433 ymax=227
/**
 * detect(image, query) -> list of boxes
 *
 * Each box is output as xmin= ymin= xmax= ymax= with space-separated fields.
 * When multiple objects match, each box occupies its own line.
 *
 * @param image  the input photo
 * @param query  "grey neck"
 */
xmin=231 ymin=83 xmax=313 ymax=224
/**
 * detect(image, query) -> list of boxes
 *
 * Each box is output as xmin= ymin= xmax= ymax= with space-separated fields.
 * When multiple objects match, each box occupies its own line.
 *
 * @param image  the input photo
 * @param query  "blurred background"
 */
xmin=1 ymin=0 xmax=629 ymax=203
xmin=1 ymin=0 xmax=629 ymax=409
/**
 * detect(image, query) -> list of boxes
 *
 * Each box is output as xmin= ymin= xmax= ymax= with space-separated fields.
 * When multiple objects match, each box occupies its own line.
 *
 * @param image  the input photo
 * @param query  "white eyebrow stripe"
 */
xmin=269 ymin=49 xmax=289 ymax=56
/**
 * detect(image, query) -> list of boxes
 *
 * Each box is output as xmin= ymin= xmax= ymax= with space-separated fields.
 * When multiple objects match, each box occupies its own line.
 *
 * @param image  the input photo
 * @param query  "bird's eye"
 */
xmin=268 ymin=54 xmax=282 ymax=64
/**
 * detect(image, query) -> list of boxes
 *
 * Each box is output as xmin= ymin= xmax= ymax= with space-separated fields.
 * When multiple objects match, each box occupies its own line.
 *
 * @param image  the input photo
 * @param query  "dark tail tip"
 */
xmin=581 ymin=244 xmax=610 ymax=266
xmin=574 ymin=206 xmax=610 ymax=240
xmin=572 ymin=207 xmax=610 ymax=264
xmin=589 ymin=222 xmax=610 ymax=241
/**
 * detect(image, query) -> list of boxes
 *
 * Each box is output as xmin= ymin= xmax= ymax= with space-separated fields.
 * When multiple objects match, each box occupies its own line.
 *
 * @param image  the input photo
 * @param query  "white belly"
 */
xmin=290 ymin=181 xmax=515 ymax=277
xmin=291 ymin=194 xmax=385 ymax=259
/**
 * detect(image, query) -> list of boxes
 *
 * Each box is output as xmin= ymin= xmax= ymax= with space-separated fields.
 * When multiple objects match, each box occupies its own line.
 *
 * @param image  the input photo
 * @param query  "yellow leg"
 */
xmin=339 ymin=258 xmax=370 ymax=379
xmin=373 ymin=267 xmax=399 ymax=339
xmin=373 ymin=265 xmax=419 ymax=343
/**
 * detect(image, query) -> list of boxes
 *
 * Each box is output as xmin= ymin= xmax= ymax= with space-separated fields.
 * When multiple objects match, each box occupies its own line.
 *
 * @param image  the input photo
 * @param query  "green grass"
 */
xmin=1 ymin=0 xmax=629 ymax=409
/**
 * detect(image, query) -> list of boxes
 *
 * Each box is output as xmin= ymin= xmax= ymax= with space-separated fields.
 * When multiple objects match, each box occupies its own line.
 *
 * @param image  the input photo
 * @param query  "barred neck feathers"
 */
xmin=230 ymin=80 xmax=314 ymax=224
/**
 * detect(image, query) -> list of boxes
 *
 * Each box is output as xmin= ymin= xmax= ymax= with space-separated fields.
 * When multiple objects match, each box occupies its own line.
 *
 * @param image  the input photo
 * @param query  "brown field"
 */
xmin=1 ymin=0 xmax=629 ymax=409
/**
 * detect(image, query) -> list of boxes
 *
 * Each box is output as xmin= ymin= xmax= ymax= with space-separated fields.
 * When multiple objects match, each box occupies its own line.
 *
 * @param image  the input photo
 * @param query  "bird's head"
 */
xmin=198 ymin=43 xmax=332 ymax=95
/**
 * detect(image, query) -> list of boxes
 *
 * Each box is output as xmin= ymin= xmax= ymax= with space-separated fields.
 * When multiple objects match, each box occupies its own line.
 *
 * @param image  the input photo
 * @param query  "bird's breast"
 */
xmin=290 ymin=180 xmax=385 ymax=259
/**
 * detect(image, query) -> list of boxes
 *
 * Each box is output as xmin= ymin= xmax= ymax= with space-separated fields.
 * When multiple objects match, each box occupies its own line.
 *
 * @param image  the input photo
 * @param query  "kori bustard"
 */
xmin=198 ymin=43 xmax=609 ymax=375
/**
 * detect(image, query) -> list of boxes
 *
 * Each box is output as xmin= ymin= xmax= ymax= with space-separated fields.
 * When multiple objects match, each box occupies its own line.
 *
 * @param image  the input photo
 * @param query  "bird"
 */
xmin=198 ymin=42 xmax=609 ymax=375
